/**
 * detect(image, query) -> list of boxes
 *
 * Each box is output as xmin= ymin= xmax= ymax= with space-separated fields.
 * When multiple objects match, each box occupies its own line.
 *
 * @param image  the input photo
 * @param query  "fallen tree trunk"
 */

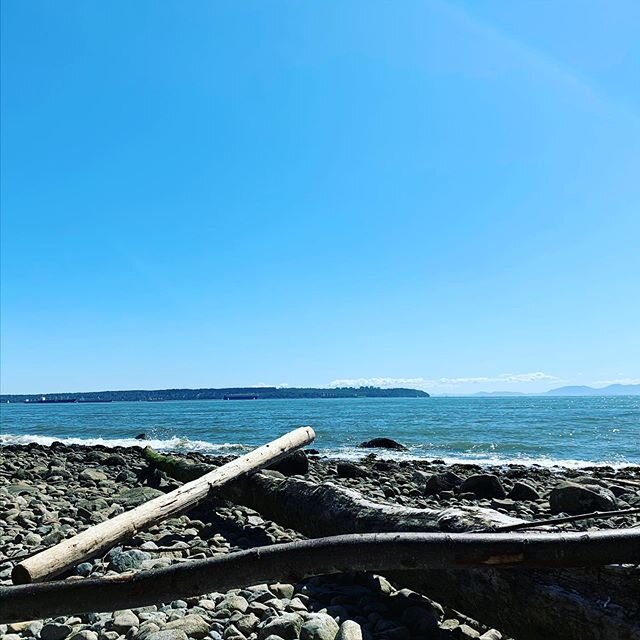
xmin=147 ymin=449 xmax=640 ymax=640
xmin=145 ymin=448 xmax=527 ymax=532
xmin=12 ymin=427 xmax=315 ymax=584
xmin=2 ymin=530 xmax=639 ymax=623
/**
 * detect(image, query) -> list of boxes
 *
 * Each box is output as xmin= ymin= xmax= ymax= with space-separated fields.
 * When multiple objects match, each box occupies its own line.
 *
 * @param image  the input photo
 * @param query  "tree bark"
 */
xmin=148 ymin=449 xmax=640 ymax=640
xmin=12 ymin=427 xmax=315 ymax=584
xmin=2 ymin=530 xmax=638 ymax=624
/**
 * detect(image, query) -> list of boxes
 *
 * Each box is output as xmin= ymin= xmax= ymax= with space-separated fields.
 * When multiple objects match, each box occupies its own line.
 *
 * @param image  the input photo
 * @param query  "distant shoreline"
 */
xmin=0 ymin=386 xmax=429 ymax=403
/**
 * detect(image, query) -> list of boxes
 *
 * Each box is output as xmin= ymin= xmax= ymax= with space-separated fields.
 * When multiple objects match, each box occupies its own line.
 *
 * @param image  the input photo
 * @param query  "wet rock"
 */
xmin=507 ymin=482 xmax=540 ymax=501
xmin=300 ymin=613 xmax=339 ymax=640
xmin=459 ymin=474 xmax=505 ymax=499
xmin=336 ymin=462 xmax=369 ymax=479
xmin=549 ymin=481 xmax=617 ymax=515
xmin=104 ymin=454 xmax=127 ymax=466
xmin=358 ymin=438 xmax=407 ymax=451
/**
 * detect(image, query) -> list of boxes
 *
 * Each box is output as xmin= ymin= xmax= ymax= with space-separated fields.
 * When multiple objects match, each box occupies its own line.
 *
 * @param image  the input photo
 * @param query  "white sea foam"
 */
xmin=1 ymin=433 xmax=637 ymax=469
xmin=0 ymin=433 xmax=250 ymax=453
xmin=322 ymin=447 xmax=639 ymax=469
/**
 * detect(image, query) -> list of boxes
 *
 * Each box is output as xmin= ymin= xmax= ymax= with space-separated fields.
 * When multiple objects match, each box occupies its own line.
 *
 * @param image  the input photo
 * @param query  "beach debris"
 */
xmin=10 ymin=427 xmax=315 ymax=584
xmin=2 ymin=529 xmax=639 ymax=623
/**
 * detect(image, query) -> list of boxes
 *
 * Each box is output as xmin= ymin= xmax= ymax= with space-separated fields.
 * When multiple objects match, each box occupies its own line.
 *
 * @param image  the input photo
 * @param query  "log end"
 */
xmin=11 ymin=564 xmax=33 ymax=585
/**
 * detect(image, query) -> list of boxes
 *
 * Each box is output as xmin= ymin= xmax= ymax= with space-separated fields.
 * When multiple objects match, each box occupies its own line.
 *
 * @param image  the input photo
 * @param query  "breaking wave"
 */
xmin=0 ymin=433 xmax=251 ymax=453
xmin=1 ymin=433 xmax=637 ymax=469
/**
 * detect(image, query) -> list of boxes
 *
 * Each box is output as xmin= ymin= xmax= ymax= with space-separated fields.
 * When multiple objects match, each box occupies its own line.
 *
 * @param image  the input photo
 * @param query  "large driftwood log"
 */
xmin=145 ymin=448 xmax=527 ymax=532
xmin=12 ymin=427 xmax=315 ymax=584
xmin=2 ymin=530 xmax=639 ymax=623
xmin=147 ymin=449 xmax=640 ymax=640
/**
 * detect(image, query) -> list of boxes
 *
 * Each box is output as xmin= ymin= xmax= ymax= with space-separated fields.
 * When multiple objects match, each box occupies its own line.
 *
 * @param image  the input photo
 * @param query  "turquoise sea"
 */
xmin=1 ymin=396 xmax=639 ymax=467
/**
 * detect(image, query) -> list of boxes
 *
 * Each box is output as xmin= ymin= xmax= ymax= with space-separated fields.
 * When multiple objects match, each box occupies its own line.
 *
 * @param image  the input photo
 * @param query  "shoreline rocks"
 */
xmin=1 ymin=442 xmax=639 ymax=640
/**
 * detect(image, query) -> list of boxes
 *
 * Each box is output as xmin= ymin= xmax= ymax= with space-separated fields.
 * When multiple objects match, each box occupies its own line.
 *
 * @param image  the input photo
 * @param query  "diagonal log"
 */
xmin=147 ymin=449 xmax=640 ymax=640
xmin=12 ymin=427 xmax=315 ymax=584
xmin=2 ymin=530 xmax=639 ymax=623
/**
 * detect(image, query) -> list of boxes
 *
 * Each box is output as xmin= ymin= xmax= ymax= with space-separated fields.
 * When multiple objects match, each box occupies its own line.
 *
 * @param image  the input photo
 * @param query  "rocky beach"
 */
xmin=1 ymin=442 xmax=640 ymax=640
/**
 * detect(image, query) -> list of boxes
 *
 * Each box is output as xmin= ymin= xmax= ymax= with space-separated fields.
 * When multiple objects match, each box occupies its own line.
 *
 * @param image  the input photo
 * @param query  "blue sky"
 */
xmin=1 ymin=0 xmax=639 ymax=395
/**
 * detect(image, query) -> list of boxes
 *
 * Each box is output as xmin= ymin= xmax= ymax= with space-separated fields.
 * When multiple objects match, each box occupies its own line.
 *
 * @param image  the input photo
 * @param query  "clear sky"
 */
xmin=1 ymin=0 xmax=639 ymax=395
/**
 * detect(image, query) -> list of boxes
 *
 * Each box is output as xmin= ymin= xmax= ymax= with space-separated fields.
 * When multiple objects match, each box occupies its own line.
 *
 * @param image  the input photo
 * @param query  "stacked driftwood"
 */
xmin=1 ymin=428 xmax=639 ymax=640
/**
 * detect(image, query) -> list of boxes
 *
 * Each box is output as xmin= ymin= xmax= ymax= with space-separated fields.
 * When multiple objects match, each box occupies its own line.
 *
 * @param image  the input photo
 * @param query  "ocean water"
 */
xmin=1 ymin=396 xmax=639 ymax=468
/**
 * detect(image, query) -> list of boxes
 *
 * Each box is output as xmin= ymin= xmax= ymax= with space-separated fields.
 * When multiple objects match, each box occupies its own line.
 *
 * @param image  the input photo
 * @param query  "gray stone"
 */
xmin=135 ymin=624 xmax=161 ymax=640
xmin=478 ymin=631 xmax=502 ymax=640
xmin=79 ymin=469 xmax=108 ymax=483
xmin=300 ymin=614 xmax=339 ymax=640
xmin=269 ymin=583 xmax=295 ymax=599
xmin=113 ymin=610 xmax=140 ymax=633
xmin=107 ymin=547 xmax=151 ymax=572
xmin=459 ymin=474 xmax=505 ymax=499
xmin=216 ymin=594 xmax=249 ymax=613
xmin=549 ymin=481 xmax=617 ymax=515
xmin=336 ymin=621 xmax=363 ymax=640
xmin=235 ymin=614 xmax=260 ymax=635
xmin=258 ymin=613 xmax=303 ymax=640
xmin=68 ymin=632 xmax=100 ymax=640
xmin=164 ymin=614 xmax=209 ymax=639
xmin=41 ymin=623 xmax=73 ymax=640
xmin=145 ymin=632 xmax=189 ymax=640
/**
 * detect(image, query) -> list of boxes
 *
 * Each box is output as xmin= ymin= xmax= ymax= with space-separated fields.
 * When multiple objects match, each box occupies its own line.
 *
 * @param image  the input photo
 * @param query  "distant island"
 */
xmin=466 ymin=383 xmax=640 ymax=397
xmin=0 ymin=386 xmax=430 ymax=403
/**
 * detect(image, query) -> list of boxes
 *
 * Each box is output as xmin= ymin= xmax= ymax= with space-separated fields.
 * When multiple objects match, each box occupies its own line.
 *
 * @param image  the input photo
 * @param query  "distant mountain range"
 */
xmin=468 ymin=383 xmax=640 ymax=397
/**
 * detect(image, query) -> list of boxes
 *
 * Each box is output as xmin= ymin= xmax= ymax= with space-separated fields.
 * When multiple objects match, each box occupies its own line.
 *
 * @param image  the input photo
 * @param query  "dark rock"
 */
xmin=41 ymin=623 xmax=72 ymax=640
xmin=459 ymin=474 xmax=505 ymax=499
xmin=358 ymin=438 xmax=407 ymax=451
xmin=104 ymin=454 xmax=127 ymax=466
xmin=268 ymin=450 xmax=309 ymax=476
xmin=135 ymin=433 xmax=147 ymax=440
xmin=549 ymin=481 xmax=617 ymax=515
xmin=423 ymin=471 xmax=464 ymax=496
xmin=117 ymin=487 xmax=165 ymax=508
xmin=336 ymin=462 xmax=369 ymax=479
xmin=507 ymin=481 xmax=540 ymax=501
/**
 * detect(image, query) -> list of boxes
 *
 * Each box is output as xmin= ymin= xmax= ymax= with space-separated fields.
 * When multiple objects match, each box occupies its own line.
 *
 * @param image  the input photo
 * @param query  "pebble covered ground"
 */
xmin=1 ymin=442 xmax=640 ymax=640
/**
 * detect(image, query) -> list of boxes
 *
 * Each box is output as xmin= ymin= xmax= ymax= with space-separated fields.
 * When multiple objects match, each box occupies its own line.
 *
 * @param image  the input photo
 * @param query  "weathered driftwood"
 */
xmin=2 ymin=530 xmax=639 ymax=623
xmin=145 ymin=448 xmax=527 ymax=532
xmin=12 ymin=427 xmax=315 ymax=584
xmin=148 ymin=450 xmax=640 ymax=640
